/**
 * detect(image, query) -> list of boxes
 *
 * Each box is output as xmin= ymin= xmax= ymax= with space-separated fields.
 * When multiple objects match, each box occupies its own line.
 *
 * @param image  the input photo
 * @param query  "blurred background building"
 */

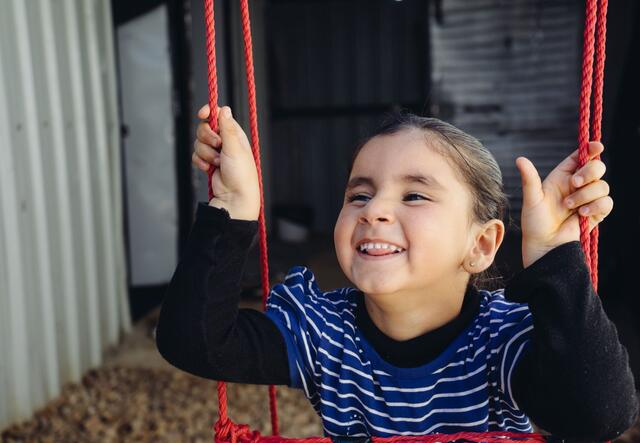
xmin=1 ymin=0 xmax=638 ymax=433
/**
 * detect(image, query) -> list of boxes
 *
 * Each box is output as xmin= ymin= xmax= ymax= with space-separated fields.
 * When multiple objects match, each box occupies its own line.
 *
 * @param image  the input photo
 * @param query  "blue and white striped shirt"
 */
xmin=265 ymin=266 xmax=535 ymax=437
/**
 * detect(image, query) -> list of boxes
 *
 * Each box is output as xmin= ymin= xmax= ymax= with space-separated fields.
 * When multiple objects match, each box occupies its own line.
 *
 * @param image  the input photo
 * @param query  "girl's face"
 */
xmin=334 ymin=129 xmax=476 ymax=299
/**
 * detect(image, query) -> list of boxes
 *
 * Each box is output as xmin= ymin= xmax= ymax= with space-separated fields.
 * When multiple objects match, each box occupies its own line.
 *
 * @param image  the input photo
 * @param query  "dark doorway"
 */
xmin=112 ymin=0 xmax=193 ymax=321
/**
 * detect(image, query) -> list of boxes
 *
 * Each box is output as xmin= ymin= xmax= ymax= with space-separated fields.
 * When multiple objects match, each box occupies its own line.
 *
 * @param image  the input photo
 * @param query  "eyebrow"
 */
xmin=346 ymin=173 xmax=446 ymax=191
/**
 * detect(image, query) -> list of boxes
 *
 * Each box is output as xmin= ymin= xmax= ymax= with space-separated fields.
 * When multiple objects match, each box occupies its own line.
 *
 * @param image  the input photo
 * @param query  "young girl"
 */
xmin=156 ymin=105 xmax=638 ymax=440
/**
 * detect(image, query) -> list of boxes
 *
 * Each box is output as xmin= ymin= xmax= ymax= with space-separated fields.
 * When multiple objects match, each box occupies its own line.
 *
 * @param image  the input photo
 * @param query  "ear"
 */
xmin=465 ymin=219 xmax=505 ymax=273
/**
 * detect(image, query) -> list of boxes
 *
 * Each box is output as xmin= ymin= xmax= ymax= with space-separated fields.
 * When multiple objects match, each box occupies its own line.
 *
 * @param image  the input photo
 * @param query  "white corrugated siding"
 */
xmin=0 ymin=0 xmax=130 ymax=430
xmin=430 ymin=0 xmax=582 ymax=219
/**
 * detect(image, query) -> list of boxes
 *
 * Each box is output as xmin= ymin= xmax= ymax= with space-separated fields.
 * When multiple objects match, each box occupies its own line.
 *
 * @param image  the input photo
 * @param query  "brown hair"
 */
xmin=348 ymin=112 xmax=510 ymax=290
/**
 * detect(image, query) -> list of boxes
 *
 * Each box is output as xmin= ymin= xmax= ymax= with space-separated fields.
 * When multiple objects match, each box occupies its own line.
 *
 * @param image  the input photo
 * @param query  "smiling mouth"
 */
xmin=356 ymin=249 xmax=406 ymax=260
xmin=357 ymin=242 xmax=405 ymax=256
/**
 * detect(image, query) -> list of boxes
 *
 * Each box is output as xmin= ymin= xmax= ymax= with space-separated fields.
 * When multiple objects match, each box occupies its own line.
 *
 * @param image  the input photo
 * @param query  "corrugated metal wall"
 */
xmin=431 ymin=0 xmax=582 ymax=220
xmin=268 ymin=0 xmax=430 ymax=232
xmin=0 ymin=0 xmax=129 ymax=430
xmin=267 ymin=0 xmax=582 ymax=232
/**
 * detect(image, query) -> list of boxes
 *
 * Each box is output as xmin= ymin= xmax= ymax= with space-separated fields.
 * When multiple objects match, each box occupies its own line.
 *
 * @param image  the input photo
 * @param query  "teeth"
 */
xmin=358 ymin=242 xmax=405 ymax=253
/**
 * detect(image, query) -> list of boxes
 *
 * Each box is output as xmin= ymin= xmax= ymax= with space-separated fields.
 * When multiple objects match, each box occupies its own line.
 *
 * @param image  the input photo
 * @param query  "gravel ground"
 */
xmin=0 ymin=304 xmax=323 ymax=443
xmin=0 ymin=366 xmax=322 ymax=443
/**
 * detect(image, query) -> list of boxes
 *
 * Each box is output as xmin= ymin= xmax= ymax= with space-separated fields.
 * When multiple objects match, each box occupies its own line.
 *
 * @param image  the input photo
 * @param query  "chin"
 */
xmin=351 ymin=274 xmax=403 ymax=296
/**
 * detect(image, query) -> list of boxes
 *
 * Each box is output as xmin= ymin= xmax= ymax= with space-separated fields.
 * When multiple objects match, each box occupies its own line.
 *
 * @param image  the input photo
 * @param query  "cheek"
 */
xmin=334 ymin=210 xmax=353 ymax=266
xmin=403 ymin=211 xmax=446 ymax=254
xmin=404 ymin=210 xmax=466 ymax=260
xmin=334 ymin=212 xmax=347 ymax=246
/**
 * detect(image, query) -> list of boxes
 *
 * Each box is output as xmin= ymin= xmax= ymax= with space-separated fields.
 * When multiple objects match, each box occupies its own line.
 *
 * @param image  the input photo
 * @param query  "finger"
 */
xmin=588 ymin=141 xmax=605 ymax=158
xmin=576 ymin=195 xmax=613 ymax=219
xmin=193 ymin=146 xmax=220 ymax=169
xmin=196 ymin=151 xmax=221 ymax=169
xmin=549 ymin=141 xmax=606 ymax=178
xmin=218 ymin=106 xmax=252 ymax=156
xmin=198 ymin=105 xmax=225 ymax=126
xmin=198 ymin=104 xmax=211 ymax=120
xmin=196 ymin=121 xmax=222 ymax=148
xmin=192 ymin=151 xmax=211 ymax=171
xmin=564 ymin=180 xmax=610 ymax=210
xmin=194 ymin=139 xmax=220 ymax=164
xmin=581 ymin=196 xmax=614 ymax=232
xmin=516 ymin=156 xmax=544 ymax=208
xmin=570 ymin=159 xmax=606 ymax=188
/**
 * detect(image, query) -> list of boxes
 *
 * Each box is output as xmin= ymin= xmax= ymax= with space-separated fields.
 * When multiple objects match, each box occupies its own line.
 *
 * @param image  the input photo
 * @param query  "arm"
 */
xmin=155 ymin=202 xmax=291 ymax=385
xmin=505 ymin=241 xmax=639 ymax=440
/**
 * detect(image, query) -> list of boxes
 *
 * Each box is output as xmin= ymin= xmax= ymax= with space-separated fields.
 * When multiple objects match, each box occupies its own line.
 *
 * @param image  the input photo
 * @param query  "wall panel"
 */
xmin=0 ymin=0 xmax=129 ymax=430
xmin=431 ymin=0 xmax=582 ymax=220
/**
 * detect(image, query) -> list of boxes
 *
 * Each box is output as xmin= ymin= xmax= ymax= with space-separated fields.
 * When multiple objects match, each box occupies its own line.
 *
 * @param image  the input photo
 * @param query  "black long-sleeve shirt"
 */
xmin=156 ymin=203 xmax=639 ymax=441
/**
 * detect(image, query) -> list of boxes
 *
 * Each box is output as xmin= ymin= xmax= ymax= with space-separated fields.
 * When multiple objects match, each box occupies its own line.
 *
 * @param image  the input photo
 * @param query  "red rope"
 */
xmin=203 ymin=0 xmax=608 ymax=441
xmin=577 ymin=0 xmax=608 ymax=291
xmin=205 ymin=0 xmax=219 ymax=197
xmin=204 ymin=0 xmax=279 ymax=439
xmin=203 ymin=0 xmax=231 ymax=433
xmin=239 ymin=0 xmax=280 ymax=435
xmin=588 ymin=0 xmax=608 ymax=291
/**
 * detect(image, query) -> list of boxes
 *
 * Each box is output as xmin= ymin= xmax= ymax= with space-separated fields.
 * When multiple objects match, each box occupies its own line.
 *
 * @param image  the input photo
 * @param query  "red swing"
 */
xmin=203 ymin=0 xmax=609 ymax=442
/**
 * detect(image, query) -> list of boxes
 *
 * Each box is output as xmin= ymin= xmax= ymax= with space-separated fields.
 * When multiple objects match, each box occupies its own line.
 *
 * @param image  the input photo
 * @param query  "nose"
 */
xmin=358 ymin=197 xmax=395 ymax=225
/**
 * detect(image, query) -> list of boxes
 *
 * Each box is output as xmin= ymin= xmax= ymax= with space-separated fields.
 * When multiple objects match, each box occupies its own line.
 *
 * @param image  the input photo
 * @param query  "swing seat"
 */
xmin=214 ymin=417 xmax=546 ymax=443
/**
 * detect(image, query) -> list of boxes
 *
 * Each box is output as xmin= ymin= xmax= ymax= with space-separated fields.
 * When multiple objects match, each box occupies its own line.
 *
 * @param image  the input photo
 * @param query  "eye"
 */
xmin=346 ymin=193 xmax=370 ymax=203
xmin=404 ymin=193 xmax=429 ymax=202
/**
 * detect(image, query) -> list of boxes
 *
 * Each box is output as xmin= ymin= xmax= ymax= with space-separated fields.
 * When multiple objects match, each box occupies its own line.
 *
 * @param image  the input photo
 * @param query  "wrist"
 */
xmin=522 ymin=242 xmax=555 ymax=269
xmin=522 ymin=240 xmax=581 ymax=269
xmin=209 ymin=197 xmax=259 ymax=221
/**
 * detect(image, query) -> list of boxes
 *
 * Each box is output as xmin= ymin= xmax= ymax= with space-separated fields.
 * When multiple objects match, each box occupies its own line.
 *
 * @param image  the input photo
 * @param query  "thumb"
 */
xmin=516 ymin=156 xmax=544 ymax=208
xmin=218 ymin=106 xmax=251 ymax=158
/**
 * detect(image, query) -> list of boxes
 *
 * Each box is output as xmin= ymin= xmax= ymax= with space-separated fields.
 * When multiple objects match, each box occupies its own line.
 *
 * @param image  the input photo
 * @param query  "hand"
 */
xmin=516 ymin=141 xmax=613 ymax=268
xmin=193 ymin=104 xmax=260 ymax=221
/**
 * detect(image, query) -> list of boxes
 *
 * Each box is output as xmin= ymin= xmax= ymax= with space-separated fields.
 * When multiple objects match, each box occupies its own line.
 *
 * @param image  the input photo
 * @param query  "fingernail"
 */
xmin=223 ymin=107 xmax=232 ymax=118
xmin=580 ymin=206 xmax=589 ymax=215
xmin=573 ymin=175 xmax=583 ymax=186
xmin=565 ymin=198 xmax=574 ymax=208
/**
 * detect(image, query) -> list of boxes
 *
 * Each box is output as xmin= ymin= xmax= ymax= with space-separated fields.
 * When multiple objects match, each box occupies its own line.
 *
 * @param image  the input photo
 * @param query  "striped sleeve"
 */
xmin=491 ymin=292 xmax=534 ymax=411
xmin=265 ymin=266 xmax=324 ymax=397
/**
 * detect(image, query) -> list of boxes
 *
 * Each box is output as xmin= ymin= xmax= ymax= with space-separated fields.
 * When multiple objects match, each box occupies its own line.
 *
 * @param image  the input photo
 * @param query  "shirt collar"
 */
xmin=354 ymin=285 xmax=482 ymax=368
